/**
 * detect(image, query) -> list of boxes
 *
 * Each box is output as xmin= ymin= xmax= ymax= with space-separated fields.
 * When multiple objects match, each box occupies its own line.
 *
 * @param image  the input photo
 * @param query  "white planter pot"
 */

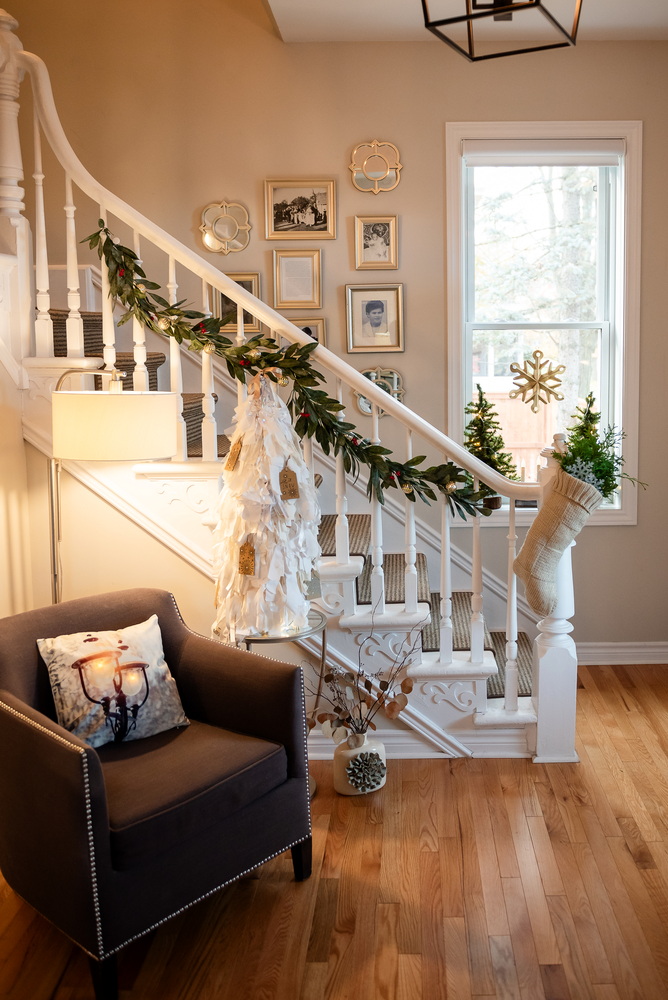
xmin=332 ymin=732 xmax=387 ymax=796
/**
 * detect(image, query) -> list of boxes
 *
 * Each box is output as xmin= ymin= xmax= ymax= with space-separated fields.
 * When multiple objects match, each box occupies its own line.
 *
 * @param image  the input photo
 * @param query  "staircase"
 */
xmin=1 ymin=13 xmax=583 ymax=761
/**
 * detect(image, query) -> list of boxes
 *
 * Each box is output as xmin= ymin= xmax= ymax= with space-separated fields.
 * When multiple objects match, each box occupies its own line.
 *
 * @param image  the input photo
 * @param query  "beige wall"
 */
xmin=7 ymin=0 xmax=668 ymax=643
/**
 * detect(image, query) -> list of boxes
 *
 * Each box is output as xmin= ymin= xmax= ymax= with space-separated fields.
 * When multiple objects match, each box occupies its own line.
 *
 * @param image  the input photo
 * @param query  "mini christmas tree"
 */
xmin=464 ymin=384 xmax=517 ymax=492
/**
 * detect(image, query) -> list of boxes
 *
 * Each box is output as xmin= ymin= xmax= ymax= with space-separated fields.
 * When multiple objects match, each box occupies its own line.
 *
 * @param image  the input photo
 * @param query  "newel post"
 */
xmin=532 ymin=437 xmax=579 ymax=763
xmin=0 ymin=10 xmax=24 ymax=220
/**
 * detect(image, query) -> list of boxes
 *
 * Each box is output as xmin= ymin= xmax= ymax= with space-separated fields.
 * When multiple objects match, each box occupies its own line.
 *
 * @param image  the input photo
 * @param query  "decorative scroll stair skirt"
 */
xmin=318 ymin=513 xmax=532 ymax=699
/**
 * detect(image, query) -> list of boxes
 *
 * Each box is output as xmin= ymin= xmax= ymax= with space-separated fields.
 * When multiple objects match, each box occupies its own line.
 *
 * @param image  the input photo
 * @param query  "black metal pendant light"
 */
xmin=421 ymin=0 xmax=582 ymax=61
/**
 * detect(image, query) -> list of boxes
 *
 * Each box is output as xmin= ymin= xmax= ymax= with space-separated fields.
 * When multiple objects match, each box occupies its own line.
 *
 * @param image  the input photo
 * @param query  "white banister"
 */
xmin=98 ymin=207 xmax=116 ymax=371
xmin=235 ymin=301 xmax=246 ymax=406
xmin=130 ymin=231 xmax=149 ymax=390
xmin=403 ymin=429 xmax=418 ymax=614
xmin=199 ymin=280 xmax=217 ymax=461
xmin=438 ymin=497 xmax=453 ymax=665
xmin=504 ymin=499 xmax=519 ymax=711
xmin=32 ymin=117 xmax=52 ymax=355
xmin=166 ymin=255 xmax=187 ymax=460
xmin=63 ymin=174 xmax=83 ymax=356
xmin=0 ymin=11 xmax=25 ymax=219
xmin=17 ymin=43 xmax=543 ymax=503
xmin=369 ymin=402 xmax=386 ymax=615
xmin=334 ymin=379 xmax=351 ymax=566
xmin=469 ymin=477 xmax=485 ymax=665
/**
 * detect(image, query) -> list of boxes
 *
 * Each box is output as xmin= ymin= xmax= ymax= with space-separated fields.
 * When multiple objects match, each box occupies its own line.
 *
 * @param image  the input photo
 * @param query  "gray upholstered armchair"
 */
xmin=0 ymin=588 xmax=312 ymax=1000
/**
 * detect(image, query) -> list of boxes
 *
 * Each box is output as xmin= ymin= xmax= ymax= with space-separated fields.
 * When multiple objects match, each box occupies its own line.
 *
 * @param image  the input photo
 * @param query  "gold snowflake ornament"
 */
xmin=509 ymin=350 xmax=566 ymax=413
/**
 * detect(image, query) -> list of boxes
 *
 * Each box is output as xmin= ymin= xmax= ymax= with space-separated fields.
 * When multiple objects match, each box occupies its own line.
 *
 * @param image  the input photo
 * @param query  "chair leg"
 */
xmin=291 ymin=836 xmax=312 ymax=881
xmin=88 ymin=954 xmax=119 ymax=1000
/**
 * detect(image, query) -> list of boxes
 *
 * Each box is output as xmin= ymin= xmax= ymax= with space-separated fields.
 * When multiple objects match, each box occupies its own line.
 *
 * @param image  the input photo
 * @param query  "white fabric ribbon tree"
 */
xmin=212 ymin=374 xmax=321 ymax=643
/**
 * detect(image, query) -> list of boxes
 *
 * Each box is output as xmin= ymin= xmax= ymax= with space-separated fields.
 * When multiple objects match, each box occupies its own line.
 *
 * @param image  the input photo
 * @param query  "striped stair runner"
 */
xmin=317 ymin=512 xmax=531 ymax=699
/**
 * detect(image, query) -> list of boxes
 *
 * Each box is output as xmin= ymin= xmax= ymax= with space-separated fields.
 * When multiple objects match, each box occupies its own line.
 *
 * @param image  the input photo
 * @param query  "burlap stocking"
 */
xmin=513 ymin=467 xmax=603 ymax=618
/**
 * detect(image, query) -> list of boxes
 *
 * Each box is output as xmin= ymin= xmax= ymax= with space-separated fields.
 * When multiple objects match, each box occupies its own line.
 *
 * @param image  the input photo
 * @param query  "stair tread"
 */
xmin=357 ymin=552 xmax=431 ymax=605
xmin=187 ymin=434 xmax=230 ymax=459
xmin=318 ymin=513 xmax=371 ymax=558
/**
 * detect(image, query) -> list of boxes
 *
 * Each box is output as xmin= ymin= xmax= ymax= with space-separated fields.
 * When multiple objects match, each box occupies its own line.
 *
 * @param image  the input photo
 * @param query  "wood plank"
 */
xmin=3 ymin=664 xmax=668 ymax=1000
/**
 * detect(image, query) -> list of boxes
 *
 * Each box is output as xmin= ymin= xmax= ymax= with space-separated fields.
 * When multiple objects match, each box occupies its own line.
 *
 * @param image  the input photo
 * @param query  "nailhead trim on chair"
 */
xmin=0 ymin=700 xmax=106 ymax=959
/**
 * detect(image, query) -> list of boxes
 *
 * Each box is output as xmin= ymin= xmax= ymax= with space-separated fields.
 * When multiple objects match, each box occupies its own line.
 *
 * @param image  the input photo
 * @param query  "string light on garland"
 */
xmin=82 ymin=221 xmax=493 ymax=520
xmin=509 ymin=350 xmax=566 ymax=413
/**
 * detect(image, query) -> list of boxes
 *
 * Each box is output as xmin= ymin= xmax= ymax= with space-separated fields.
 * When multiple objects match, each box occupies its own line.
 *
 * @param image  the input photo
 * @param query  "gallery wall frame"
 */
xmin=274 ymin=249 xmax=322 ymax=309
xmin=213 ymin=273 xmax=261 ymax=333
xmin=292 ymin=318 xmax=326 ymax=346
xmin=346 ymin=283 xmax=404 ymax=353
xmin=355 ymin=215 xmax=398 ymax=270
xmin=265 ymin=179 xmax=336 ymax=240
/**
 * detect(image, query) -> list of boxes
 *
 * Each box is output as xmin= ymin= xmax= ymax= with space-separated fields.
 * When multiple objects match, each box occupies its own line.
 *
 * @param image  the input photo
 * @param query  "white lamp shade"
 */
xmin=52 ymin=391 xmax=180 ymax=461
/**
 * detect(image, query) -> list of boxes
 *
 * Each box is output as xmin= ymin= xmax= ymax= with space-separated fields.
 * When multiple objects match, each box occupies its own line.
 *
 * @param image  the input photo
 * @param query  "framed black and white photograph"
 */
xmin=265 ymin=179 xmax=336 ymax=240
xmin=273 ymin=249 xmax=322 ymax=309
xmin=292 ymin=318 xmax=326 ymax=346
xmin=346 ymin=283 xmax=404 ymax=353
xmin=213 ymin=273 xmax=261 ymax=333
xmin=355 ymin=216 xmax=398 ymax=270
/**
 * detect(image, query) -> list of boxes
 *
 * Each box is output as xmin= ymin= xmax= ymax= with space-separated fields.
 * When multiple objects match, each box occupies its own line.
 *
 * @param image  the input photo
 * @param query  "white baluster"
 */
xmin=98 ymin=208 xmax=116 ymax=371
xmin=167 ymin=256 xmax=188 ymax=459
xmin=235 ymin=301 xmax=246 ymax=406
xmin=403 ymin=429 xmax=418 ymax=614
xmin=63 ymin=175 xmax=83 ymax=356
xmin=369 ymin=402 xmax=385 ymax=615
xmin=200 ymin=281 xmax=217 ymax=461
xmin=0 ymin=12 xmax=25 ymax=220
xmin=470 ymin=476 xmax=484 ymax=664
xmin=130 ymin=231 xmax=149 ymax=390
xmin=334 ymin=379 xmax=351 ymax=565
xmin=439 ymin=496 xmax=453 ymax=665
xmin=504 ymin=499 xmax=519 ymax=711
xmin=33 ymin=117 xmax=53 ymax=356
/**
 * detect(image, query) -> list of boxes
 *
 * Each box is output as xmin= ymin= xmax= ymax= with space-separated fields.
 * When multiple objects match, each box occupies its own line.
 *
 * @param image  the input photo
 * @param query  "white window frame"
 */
xmin=445 ymin=121 xmax=642 ymax=526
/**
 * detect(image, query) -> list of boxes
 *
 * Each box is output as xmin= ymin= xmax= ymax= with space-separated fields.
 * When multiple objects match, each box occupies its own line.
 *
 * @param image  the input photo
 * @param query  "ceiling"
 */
xmin=264 ymin=0 xmax=668 ymax=44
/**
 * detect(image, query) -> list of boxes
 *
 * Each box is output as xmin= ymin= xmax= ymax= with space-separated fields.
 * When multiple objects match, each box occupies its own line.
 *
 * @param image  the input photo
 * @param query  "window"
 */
xmin=445 ymin=122 xmax=642 ymax=523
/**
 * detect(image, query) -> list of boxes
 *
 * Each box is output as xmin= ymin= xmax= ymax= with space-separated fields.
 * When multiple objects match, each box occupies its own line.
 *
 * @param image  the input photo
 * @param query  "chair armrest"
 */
xmin=0 ymin=690 xmax=112 ymax=943
xmin=171 ymin=635 xmax=308 ymax=779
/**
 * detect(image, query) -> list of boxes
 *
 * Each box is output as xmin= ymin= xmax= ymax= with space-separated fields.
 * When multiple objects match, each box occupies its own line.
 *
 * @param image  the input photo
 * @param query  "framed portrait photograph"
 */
xmin=265 ymin=179 xmax=336 ymax=240
xmin=346 ymin=284 xmax=404 ymax=353
xmin=274 ymin=249 xmax=322 ymax=309
xmin=355 ymin=216 xmax=398 ymax=270
xmin=213 ymin=273 xmax=261 ymax=333
xmin=292 ymin=318 xmax=326 ymax=346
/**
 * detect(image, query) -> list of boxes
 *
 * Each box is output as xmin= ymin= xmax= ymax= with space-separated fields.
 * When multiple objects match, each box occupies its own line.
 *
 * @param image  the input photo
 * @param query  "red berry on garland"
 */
xmin=118 ymin=268 xmax=125 ymax=276
xmin=300 ymin=412 xmax=311 ymax=418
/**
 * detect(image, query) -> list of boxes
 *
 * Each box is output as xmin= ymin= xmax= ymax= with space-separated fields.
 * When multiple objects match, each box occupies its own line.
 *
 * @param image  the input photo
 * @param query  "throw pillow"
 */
xmin=37 ymin=614 xmax=189 ymax=749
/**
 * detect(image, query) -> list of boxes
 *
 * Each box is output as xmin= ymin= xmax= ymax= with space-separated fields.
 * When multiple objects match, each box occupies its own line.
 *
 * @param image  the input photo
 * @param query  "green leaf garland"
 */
xmin=83 ymin=223 xmax=491 ymax=519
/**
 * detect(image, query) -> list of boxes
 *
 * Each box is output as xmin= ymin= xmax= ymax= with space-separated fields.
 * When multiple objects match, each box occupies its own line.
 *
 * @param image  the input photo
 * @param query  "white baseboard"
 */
xmin=577 ymin=641 xmax=668 ymax=665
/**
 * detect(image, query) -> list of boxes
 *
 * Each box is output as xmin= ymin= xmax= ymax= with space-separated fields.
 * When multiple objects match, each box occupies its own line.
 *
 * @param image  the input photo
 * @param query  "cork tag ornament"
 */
xmin=279 ymin=464 xmax=300 ymax=500
xmin=239 ymin=536 xmax=256 ymax=576
xmin=225 ymin=436 xmax=243 ymax=472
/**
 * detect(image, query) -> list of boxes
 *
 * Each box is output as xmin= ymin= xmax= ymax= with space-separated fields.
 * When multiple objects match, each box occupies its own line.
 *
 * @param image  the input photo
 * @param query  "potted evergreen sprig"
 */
xmin=553 ymin=393 xmax=646 ymax=499
xmin=464 ymin=384 xmax=518 ymax=508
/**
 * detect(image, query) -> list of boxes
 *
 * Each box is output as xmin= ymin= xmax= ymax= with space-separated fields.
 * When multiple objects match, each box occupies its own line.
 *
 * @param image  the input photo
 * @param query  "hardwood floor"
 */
xmin=4 ymin=664 xmax=668 ymax=999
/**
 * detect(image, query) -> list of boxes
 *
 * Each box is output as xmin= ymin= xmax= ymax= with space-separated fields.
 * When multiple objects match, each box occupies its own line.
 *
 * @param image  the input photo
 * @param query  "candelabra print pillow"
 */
xmin=37 ymin=614 xmax=189 ymax=749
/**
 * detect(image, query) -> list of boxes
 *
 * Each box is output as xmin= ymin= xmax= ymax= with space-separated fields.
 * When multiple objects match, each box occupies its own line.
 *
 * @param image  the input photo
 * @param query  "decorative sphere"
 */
xmin=278 ymin=376 xmax=289 ymax=387
xmin=203 ymin=343 xmax=217 ymax=354
xmin=247 ymin=348 xmax=261 ymax=360
xmin=157 ymin=318 xmax=170 ymax=331
xmin=402 ymin=483 xmax=413 ymax=494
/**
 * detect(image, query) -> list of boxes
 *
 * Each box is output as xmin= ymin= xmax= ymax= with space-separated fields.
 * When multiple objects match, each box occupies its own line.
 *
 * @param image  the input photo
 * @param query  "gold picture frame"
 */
xmin=273 ymin=249 xmax=322 ymax=309
xmin=346 ymin=283 xmax=404 ymax=353
xmin=291 ymin=318 xmax=326 ymax=346
xmin=355 ymin=216 xmax=398 ymax=270
xmin=264 ymin=179 xmax=336 ymax=240
xmin=213 ymin=273 xmax=261 ymax=334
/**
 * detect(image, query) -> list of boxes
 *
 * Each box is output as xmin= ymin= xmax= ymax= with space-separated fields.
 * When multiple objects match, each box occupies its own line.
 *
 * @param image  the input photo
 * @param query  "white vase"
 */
xmin=332 ymin=732 xmax=387 ymax=796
